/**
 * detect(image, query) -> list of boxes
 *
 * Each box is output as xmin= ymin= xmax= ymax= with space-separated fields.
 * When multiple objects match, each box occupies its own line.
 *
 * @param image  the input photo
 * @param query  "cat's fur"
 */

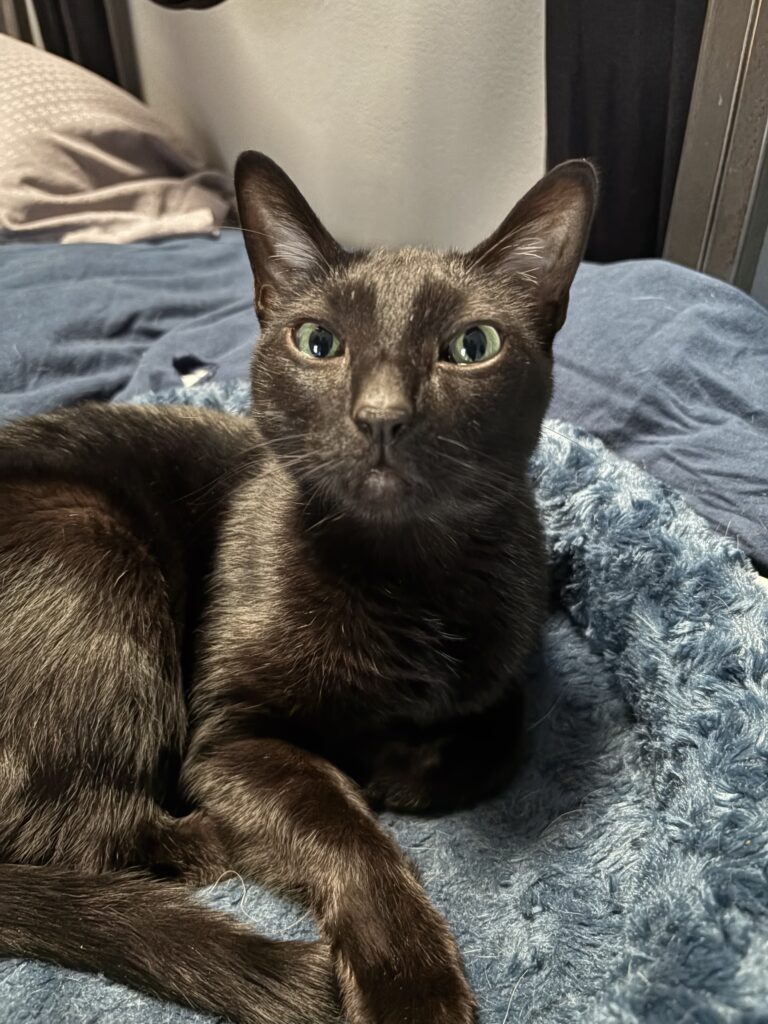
xmin=0 ymin=153 xmax=596 ymax=1023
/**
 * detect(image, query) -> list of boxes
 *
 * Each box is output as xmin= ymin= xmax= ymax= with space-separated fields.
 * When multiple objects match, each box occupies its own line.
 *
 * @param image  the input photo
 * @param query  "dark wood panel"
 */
xmin=664 ymin=0 xmax=768 ymax=290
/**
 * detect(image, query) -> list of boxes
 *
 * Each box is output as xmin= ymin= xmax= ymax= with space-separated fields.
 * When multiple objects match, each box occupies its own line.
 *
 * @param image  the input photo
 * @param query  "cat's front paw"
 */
xmin=361 ymin=694 xmax=526 ymax=814
xmin=337 ymin=956 xmax=476 ymax=1024
xmin=331 ymin=886 xmax=477 ymax=1023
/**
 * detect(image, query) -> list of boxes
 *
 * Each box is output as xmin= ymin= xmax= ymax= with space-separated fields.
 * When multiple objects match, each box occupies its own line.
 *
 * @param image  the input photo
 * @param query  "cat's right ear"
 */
xmin=235 ymin=151 xmax=344 ymax=320
xmin=467 ymin=160 xmax=598 ymax=346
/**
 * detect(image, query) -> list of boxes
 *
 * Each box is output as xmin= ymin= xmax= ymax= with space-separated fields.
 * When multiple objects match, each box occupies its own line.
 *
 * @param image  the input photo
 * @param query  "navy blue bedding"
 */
xmin=0 ymin=233 xmax=254 ymax=415
xmin=1 ymin=233 xmax=766 ymax=569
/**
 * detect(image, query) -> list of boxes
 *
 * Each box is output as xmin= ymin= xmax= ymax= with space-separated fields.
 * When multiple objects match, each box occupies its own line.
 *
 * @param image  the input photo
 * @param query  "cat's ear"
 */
xmin=235 ymin=151 xmax=344 ymax=319
xmin=467 ymin=160 xmax=598 ymax=344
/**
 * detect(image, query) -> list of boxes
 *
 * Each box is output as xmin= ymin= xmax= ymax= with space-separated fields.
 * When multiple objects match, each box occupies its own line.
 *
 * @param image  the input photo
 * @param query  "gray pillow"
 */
xmin=0 ymin=34 xmax=231 ymax=243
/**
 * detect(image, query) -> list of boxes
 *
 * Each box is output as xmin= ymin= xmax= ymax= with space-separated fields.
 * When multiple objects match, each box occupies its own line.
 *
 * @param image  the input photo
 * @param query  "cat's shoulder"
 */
xmin=0 ymin=401 xmax=260 ymax=521
xmin=0 ymin=400 xmax=255 ymax=464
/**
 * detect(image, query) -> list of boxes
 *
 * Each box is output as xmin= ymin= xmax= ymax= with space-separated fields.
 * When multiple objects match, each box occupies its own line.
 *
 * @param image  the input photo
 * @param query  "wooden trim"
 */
xmin=705 ymin=0 xmax=768 ymax=283
xmin=664 ymin=0 xmax=768 ymax=289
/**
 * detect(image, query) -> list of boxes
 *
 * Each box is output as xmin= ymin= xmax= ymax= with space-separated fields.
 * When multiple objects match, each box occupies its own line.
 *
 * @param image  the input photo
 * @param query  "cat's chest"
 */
xmin=200 ymin=477 xmax=545 ymax=726
xmin=211 ymin=538 xmax=530 ymax=725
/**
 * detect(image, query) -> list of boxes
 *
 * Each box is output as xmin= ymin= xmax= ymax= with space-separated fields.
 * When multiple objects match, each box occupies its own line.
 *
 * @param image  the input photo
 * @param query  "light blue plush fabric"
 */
xmin=1 ymin=385 xmax=767 ymax=1023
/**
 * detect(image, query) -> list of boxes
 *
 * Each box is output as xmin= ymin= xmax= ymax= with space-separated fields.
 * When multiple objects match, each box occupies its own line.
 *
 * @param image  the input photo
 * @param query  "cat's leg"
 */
xmin=0 ymin=480 xmax=337 ymax=1024
xmin=0 ymin=862 xmax=336 ymax=1023
xmin=184 ymin=736 xmax=477 ymax=1024
xmin=135 ymin=807 xmax=230 ymax=884
xmin=0 ymin=479 xmax=186 ymax=871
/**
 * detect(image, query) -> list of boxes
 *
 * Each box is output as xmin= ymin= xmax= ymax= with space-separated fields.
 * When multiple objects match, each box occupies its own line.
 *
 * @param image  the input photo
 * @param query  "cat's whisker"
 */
xmin=173 ymin=430 xmax=315 ymax=506
xmin=304 ymin=506 xmax=347 ymax=533
xmin=431 ymin=450 xmax=538 ymax=519
xmin=435 ymin=435 xmax=472 ymax=453
xmin=433 ymin=439 xmax=527 ymax=484
xmin=436 ymin=429 xmax=586 ymax=482
xmin=173 ymin=452 xmax=259 ymax=505
xmin=539 ymin=423 xmax=593 ymax=455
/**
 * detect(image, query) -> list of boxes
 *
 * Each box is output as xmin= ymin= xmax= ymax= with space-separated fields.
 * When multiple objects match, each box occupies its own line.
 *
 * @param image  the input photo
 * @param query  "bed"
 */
xmin=1 ymin=30 xmax=768 ymax=1024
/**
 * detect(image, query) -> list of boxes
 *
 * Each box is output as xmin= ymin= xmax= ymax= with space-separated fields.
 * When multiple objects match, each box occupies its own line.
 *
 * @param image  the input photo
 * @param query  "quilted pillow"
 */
xmin=0 ymin=34 xmax=231 ymax=243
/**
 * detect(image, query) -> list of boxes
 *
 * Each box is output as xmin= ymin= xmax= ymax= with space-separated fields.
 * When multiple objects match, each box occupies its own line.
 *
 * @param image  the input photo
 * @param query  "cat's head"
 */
xmin=236 ymin=152 xmax=596 ymax=529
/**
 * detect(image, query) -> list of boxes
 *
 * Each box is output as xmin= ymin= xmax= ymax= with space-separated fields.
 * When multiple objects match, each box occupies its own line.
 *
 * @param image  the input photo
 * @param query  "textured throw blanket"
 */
xmin=2 ymin=384 xmax=767 ymax=1023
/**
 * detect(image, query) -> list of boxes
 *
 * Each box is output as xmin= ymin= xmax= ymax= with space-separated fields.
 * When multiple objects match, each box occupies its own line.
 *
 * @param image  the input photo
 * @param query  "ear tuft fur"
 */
xmin=467 ymin=160 xmax=598 ymax=343
xmin=235 ymin=151 xmax=343 ymax=319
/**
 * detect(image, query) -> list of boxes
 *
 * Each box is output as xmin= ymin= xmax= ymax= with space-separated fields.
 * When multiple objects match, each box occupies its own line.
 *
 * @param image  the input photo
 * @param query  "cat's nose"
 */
xmin=353 ymin=405 xmax=412 ymax=446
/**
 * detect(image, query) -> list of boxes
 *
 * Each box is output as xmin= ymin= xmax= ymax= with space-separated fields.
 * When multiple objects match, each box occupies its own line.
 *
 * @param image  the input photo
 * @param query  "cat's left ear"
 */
xmin=467 ymin=160 xmax=598 ymax=345
xmin=235 ymin=151 xmax=344 ymax=320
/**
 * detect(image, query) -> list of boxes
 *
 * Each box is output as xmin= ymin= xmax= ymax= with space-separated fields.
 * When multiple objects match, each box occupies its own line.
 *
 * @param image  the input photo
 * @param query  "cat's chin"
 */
xmin=361 ymin=467 xmax=405 ymax=500
xmin=354 ymin=467 xmax=413 ymax=521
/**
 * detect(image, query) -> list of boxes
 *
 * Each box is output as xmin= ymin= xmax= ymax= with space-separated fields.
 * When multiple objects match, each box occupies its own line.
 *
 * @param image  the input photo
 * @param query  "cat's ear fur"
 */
xmin=235 ymin=151 xmax=344 ymax=320
xmin=467 ymin=160 xmax=598 ymax=344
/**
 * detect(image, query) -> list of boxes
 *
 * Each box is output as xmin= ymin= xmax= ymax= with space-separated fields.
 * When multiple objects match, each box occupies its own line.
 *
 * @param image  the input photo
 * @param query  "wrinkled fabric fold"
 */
xmin=0 ymin=35 xmax=231 ymax=243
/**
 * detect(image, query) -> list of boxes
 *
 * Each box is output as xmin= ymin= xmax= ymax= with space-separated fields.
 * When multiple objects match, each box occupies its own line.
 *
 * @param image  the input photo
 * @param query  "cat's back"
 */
xmin=0 ymin=402 xmax=256 ymax=498
xmin=0 ymin=401 xmax=259 ymax=570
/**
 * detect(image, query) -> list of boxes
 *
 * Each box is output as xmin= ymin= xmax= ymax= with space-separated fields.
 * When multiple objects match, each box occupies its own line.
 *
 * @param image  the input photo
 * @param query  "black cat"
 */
xmin=0 ymin=152 xmax=596 ymax=1024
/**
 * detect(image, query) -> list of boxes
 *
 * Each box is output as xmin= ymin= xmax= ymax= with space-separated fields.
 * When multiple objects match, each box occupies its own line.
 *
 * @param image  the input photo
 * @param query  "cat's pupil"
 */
xmin=461 ymin=327 xmax=486 ymax=362
xmin=309 ymin=327 xmax=334 ymax=358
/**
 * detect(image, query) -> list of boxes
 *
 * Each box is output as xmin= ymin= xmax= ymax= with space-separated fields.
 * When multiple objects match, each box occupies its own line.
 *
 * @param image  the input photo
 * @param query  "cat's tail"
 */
xmin=0 ymin=863 xmax=338 ymax=1024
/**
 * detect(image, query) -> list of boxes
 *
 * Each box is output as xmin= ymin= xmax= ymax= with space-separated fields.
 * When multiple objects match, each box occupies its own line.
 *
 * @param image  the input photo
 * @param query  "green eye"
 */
xmin=294 ymin=322 xmax=342 ymax=359
xmin=444 ymin=324 xmax=501 ymax=365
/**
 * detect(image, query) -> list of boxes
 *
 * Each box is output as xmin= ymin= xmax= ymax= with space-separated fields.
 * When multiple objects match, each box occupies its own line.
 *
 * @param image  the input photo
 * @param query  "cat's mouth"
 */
xmin=311 ymin=447 xmax=429 ymax=522
xmin=361 ymin=465 xmax=406 ymax=501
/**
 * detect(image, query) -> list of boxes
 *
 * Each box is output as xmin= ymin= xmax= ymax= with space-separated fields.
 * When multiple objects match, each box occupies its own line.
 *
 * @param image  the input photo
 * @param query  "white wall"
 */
xmin=127 ymin=0 xmax=545 ymax=251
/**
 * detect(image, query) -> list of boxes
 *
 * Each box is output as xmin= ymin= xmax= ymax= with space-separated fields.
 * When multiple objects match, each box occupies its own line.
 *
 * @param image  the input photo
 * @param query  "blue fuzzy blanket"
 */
xmin=2 ymin=384 xmax=767 ymax=1023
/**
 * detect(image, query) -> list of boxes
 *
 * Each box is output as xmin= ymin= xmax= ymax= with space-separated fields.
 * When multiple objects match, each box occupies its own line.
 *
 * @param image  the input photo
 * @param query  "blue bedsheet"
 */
xmin=0 ymin=232 xmax=254 ymax=414
xmin=1 ymin=234 xmax=766 ymax=568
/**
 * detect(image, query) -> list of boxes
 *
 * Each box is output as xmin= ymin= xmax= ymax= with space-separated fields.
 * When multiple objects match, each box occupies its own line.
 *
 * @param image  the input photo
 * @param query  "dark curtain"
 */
xmin=546 ymin=0 xmax=708 ymax=261
xmin=30 ymin=0 xmax=226 ymax=89
xmin=32 ymin=0 xmax=119 ymax=84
